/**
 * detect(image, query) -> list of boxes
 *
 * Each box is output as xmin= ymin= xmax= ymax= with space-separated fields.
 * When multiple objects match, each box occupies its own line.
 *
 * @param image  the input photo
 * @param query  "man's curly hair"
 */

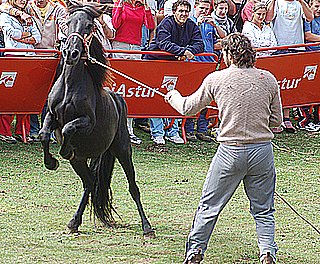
xmin=221 ymin=33 xmax=256 ymax=68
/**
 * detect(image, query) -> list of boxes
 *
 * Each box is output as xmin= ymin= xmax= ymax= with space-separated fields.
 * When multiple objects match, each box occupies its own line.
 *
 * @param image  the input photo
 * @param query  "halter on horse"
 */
xmin=39 ymin=0 xmax=154 ymax=236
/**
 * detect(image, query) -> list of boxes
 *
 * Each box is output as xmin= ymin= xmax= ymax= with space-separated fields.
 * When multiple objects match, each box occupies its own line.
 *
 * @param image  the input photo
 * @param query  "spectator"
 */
xmin=267 ymin=0 xmax=313 ymax=133
xmin=185 ymin=0 xmax=225 ymax=142
xmin=27 ymin=0 xmax=68 ymax=140
xmin=211 ymin=0 xmax=236 ymax=37
xmin=298 ymin=0 xmax=320 ymax=132
xmin=165 ymin=33 xmax=281 ymax=264
xmin=242 ymin=2 xmax=277 ymax=56
xmin=112 ymin=0 xmax=155 ymax=145
xmin=164 ymin=0 xmax=196 ymax=17
xmin=0 ymin=0 xmax=41 ymax=143
xmin=145 ymin=0 xmax=204 ymax=144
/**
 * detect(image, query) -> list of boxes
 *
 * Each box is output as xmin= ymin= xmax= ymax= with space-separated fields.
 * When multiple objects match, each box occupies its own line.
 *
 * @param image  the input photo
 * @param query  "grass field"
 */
xmin=0 ymin=130 xmax=319 ymax=263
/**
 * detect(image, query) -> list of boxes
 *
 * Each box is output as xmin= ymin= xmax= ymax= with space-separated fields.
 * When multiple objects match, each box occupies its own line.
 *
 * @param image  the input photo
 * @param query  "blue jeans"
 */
xmin=185 ymin=110 xmax=208 ymax=134
xmin=150 ymin=118 xmax=179 ymax=138
xmin=185 ymin=142 xmax=278 ymax=262
xmin=30 ymin=114 xmax=40 ymax=136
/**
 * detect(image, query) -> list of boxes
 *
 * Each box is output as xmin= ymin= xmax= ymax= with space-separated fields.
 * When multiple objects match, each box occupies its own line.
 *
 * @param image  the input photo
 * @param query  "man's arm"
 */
xmin=266 ymin=0 xmax=276 ymax=22
xmin=184 ymin=22 xmax=204 ymax=56
xmin=165 ymin=74 xmax=214 ymax=116
xmin=298 ymin=0 xmax=313 ymax=22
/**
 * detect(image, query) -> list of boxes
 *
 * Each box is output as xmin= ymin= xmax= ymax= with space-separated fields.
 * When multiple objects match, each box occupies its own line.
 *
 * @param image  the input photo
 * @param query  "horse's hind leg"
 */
xmin=68 ymin=158 xmax=94 ymax=232
xmin=39 ymin=112 xmax=59 ymax=170
xmin=112 ymin=146 xmax=154 ymax=237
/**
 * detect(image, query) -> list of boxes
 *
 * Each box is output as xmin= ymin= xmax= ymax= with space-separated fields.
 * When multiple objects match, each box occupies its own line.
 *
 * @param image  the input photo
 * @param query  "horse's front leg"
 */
xmin=39 ymin=112 xmax=59 ymax=170
xmin=68 ymin=158 xmax=94 ymax=232
xmin=60 ymin=116 xmax=93 ymax=160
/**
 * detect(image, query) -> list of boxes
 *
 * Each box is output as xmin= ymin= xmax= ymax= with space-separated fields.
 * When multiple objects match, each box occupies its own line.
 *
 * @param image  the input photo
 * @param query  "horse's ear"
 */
xmin=65 ymin=0 xmax=82 ymax=13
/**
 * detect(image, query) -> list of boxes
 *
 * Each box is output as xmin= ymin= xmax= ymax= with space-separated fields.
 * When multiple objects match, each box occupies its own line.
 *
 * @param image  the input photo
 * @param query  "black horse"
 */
xmin=39 ymin=0 xmax=154 ymax=236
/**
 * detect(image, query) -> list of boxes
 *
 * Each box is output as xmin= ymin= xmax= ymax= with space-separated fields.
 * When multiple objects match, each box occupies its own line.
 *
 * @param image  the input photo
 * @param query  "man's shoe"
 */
xmin=165 ymin=134 xmax=184 ymax=144
xmin=152 ymin=136 xmax=165 ymax=145
xmin=281 ymin=120 xmax=296 ymax=133
xmin=196 ymin=132 xmax=214 ymax=142
xmin=186 ymin=132 xmax=197 ymax=142
xmin=129 ymin=134 xmax=142 ymax=145
xmin=0 ymin=134 xmax=17 ymax=144
xmin=184 ymin=249 xmax=203 ymax=264
xmin=261 ymin=252 xmax=275 ymax=264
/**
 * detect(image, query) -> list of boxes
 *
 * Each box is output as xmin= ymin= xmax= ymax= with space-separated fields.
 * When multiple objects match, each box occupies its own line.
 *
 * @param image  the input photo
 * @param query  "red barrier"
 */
xmin=108 ymin=51 xmax=320 ymax=117
xmin=0 ymin=50 xmax=60 ymax=114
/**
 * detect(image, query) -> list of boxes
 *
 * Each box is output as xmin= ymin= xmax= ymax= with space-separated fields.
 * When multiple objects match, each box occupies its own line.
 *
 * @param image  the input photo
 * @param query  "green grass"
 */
xmin=0 ymin=130 xmax=319 ymax=263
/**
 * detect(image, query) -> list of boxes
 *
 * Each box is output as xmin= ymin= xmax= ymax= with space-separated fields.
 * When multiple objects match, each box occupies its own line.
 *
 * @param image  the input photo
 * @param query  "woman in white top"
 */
xmin=242 ymin=2 xmax=277 ymax=56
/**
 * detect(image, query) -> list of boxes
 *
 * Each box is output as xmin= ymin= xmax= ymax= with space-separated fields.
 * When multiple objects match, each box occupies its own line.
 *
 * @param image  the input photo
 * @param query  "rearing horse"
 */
xmin=39 ymin=0 xmax=154 ymax=236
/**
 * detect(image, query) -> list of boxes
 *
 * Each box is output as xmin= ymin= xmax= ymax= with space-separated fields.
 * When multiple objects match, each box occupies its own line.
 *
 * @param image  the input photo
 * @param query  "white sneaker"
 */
xmin=165 ymin=135 xmax=184 ymax=144
xmin=129 ymin=134 xmax=142 ymax=145
xmin=152 ymin=136 xmax=165 ymax=145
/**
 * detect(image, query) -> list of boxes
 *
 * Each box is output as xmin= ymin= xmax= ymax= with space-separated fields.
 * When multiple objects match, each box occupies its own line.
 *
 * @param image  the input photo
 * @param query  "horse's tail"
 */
xmin=89 ymin=150 xmax=116 ymax=226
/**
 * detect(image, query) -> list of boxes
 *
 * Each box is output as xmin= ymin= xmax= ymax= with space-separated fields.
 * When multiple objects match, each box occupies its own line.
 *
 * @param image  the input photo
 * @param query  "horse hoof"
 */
xmin=143 ymin=229 xmax=156 ymax=239
xmin=67 ymin=219 xmax=79 ymax=233
xmin=45 ymin=158 xmax=59 ymax=170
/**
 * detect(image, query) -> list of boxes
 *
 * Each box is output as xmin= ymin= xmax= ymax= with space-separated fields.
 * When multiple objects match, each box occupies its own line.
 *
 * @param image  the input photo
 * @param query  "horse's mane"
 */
xmin=67 ymin=1 xmax=113 ymax=91
xmin=87 ymin=36 xmax=113 ymax=91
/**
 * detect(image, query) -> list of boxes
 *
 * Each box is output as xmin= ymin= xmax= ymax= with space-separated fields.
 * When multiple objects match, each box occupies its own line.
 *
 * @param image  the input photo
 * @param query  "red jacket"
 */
xmin=112 ymin=1 xmax=155 ymax=45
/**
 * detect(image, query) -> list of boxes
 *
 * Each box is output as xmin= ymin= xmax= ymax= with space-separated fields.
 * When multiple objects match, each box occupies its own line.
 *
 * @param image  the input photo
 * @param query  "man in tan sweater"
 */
xmin=165 ymin=33 xmax=282 ymax=264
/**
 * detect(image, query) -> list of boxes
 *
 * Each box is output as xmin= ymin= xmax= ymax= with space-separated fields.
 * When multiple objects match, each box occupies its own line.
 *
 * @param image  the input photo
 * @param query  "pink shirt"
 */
xmin=241 ymin=1 xmax=254 ymax=23
xmin=112 ymin=2 xmax=155 ymax=45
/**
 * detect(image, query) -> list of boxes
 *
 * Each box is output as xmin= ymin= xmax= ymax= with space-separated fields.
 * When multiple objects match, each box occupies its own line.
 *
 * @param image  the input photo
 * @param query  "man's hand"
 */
xmin=184 ymin=50 xmax=195 ymax=60
xmin=20 ymin=13 xmax=33 ymax=26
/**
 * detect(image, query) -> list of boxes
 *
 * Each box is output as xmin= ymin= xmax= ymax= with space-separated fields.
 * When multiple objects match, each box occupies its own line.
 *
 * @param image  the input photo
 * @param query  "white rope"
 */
xmin=87 ymin=55 xmax=166 ymax=97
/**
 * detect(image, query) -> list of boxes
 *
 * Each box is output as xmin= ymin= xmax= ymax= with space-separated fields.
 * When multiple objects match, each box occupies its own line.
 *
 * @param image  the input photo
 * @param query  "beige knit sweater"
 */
xmin=166 ymin=64 xmax=283 ymax=144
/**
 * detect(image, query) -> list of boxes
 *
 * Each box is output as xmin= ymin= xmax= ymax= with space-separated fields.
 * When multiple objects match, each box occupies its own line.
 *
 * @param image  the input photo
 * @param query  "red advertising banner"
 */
xmin=0 ymin=50 xmax=319 ymax=117
xmin=109 ymin=51 xmax=320 ymax=117
xmin=0 ymin=55 xmax=59 ymax=114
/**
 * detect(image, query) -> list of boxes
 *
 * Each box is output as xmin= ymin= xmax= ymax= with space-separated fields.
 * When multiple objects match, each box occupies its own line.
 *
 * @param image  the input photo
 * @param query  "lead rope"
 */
xmin=85 ymin=42 xmax=319 ymax=236
xmin=86 ymin=47 xmax=166 ymax=97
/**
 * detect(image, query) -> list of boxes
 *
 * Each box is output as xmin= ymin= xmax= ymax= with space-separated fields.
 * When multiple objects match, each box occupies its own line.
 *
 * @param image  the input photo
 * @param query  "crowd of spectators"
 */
xmin=0 ymin=0 xmax=319 ymax=145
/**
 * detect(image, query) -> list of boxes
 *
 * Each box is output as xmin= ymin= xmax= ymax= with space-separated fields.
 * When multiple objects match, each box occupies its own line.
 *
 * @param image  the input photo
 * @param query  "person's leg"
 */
xmin=184 ymin=144 xmax=247 ymax=262
xmin=0 ymin=114 xmax=14 ymax=136
xmin=282 ymin=108 xmax=295 ymax=133
xmin=127 ymin=118 xmax=141 ymax=145
xmin=165 ymin=119 xmax=184 ymax=144
xmin=150 ymin=118 xmax=165 ymax=144
xmin=196 ymin=110 xmax=209 ymax=134
xmin=185 ymin=118 xmax=195 ymax=134
xmin=185 ymin=118 xmax=197 ymax=142
xmin=243 ymin=142 xmax=278 ymax=263
xmin=196 ymin=109 xmax=214 ymax=142
xmin=30 ymin=114 xmax=40 ymax=137
xmin=15 ymin=114 xmax=30 ymax=136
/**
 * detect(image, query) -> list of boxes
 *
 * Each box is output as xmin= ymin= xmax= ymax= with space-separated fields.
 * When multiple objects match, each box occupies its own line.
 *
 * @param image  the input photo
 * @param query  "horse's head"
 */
xmin=63 ymin=0 xmax=108 ymax=65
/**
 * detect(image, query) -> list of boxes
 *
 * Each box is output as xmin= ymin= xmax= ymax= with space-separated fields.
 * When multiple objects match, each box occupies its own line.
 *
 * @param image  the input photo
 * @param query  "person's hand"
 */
xmin=20 ymin=13 xmax=33 ymax=26
xmin=197 ymin=14 xmax=205 ymax=25
xmin=184 ymin=50 xmax=195 ymax=60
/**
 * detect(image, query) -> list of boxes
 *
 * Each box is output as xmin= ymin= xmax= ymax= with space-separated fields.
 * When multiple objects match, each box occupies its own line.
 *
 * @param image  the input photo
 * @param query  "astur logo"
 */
xmin=161 ymin=76 xmax=178 ymax=91
xmin=303 ymin=65 xmax=318 ymax=80
xmin=0 ymin=72 xmax=17 ymax=88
